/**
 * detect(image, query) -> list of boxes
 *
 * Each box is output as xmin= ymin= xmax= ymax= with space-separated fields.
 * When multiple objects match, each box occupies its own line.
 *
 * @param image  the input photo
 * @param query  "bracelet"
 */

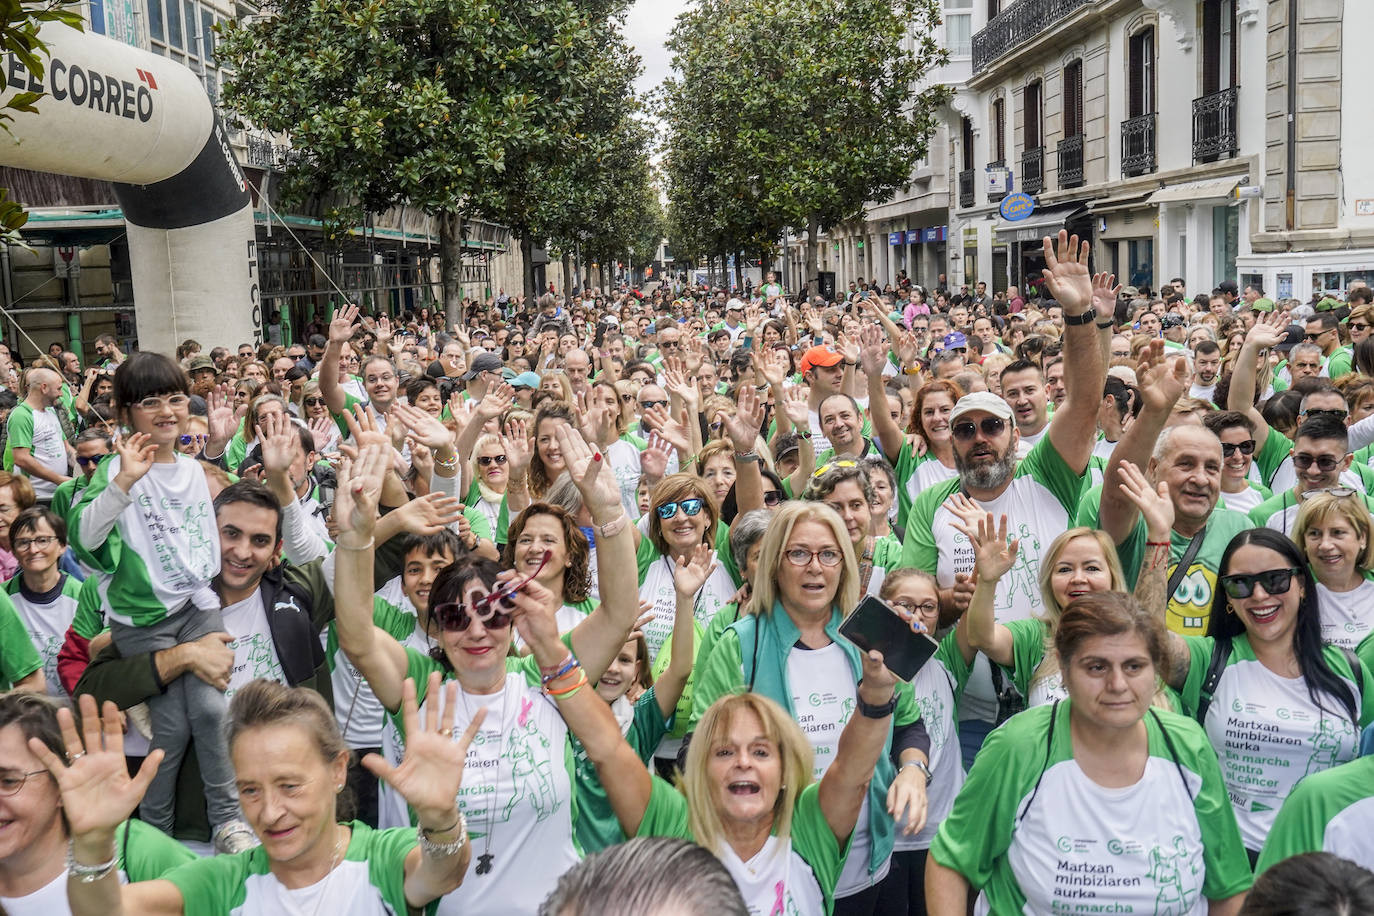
xmin=435 ymin=453 xmax=459 ymax=470
xmin=540 ymin=652 xmax=574 ymax=676
xmin=1145 ymin=541 xmax=1171 ymax=547
xmin=900 ymin=759 xmax=935 ymax=786
xmin=733 ymin=451 xmax=760 ymax=462
xmin=334 ymin=538 xmax=374 ymax=551
xmin=417 ymin=811 xmax=468 ymax=857
xmin=796 ymin=430 xmax=812 ymax=440
xmin=541 ymin=655 xmax=579 ymax=685
xmin=66 ymin=841 xmax=118 ymax=883
xmin=856 ymin=692 xmax=898 ymax=719
xmin=1062 ymin=307 xmax=1098 ymax=326
xmin=596 ymin=513 xmax=629 ymax=539
xmin=1096 ymin=319 xmax=1117 ymax=330
xmin=903 ymin=367 xmax=922 ymax=375
xmin=546 ymin=670 xmax=589 ymax=697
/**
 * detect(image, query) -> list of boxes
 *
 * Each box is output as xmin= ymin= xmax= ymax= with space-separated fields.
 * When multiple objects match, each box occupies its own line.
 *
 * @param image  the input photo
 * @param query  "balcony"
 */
xmin=1021 ymin=147 xmax=1044 ymax=195
xmin=1192 ymin=87 xmax=1238 ymax=163
xmin=972 ymin=0 xmax=1092 ymax=73
xmin=958 ymin=168 xmax=976 ymax=209
xmin=1121 ymin=113 xmax=1157 ymax=177
xmin=1057 ymin=135 xmax=1084 ymax=189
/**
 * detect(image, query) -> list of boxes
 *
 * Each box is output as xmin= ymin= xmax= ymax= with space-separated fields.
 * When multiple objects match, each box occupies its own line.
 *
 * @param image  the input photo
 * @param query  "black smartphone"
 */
xmin=594 ymin=322 xmax=607 ymax=349
xmin=838 ymin=595 xmax=939 ymax=681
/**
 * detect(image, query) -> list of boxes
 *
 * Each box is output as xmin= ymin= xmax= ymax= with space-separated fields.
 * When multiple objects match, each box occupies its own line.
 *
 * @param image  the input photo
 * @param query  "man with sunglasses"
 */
xmin=902 ymin=232 xmax=1107 ymax=757
xmin=49 ymin=428 xmax=111 ymax=521
xmin=1249 ymin=414 xmax=1374 ymax=536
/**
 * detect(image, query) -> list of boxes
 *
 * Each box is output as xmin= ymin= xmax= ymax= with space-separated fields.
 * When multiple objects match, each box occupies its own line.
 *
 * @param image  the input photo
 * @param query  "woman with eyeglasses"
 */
xmin=332 ymin=429 xmax=642 ymax=916
xmin=1152 ymin=527 xmax=1374 ymax=863
xmin=693 ymin=500 xmax=933 ymax=914
xmin=4 ymin=508 xmax=83 ymax=697
xmin=926 ymin=593 xmax=1252 ymax=915
xmin=1293 ymin=491 xmax=1374 ymax=658
xmin=803 ymin=464 xmax=899 ymax=598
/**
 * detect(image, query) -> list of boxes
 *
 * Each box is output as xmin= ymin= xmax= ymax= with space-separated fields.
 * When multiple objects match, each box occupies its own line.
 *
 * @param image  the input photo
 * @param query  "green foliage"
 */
xmin=660 ymin=0 xmax=950 ymax=272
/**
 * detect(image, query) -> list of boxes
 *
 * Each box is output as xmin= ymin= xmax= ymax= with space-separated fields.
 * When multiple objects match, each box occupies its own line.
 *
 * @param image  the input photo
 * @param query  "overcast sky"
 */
xmin=626 ymin=0 xmax=691 ymax=99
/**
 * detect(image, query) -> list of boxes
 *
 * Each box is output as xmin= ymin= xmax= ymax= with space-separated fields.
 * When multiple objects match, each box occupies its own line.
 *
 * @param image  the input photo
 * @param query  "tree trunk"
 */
xmin=520 ymin=235 xmax=537 ymax=301
xmin=439 ymin=211 xmax=464 ymax=332
xmin=805 ymin=214 xmax=820 ymax=299
xmin=734 ymin=251 xmax=743 ymax=294
xmin=562 ymin=250 xmax=573 ymax=296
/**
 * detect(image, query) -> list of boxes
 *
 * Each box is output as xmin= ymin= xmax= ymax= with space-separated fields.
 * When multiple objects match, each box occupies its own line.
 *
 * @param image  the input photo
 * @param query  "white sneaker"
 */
xmin=212 ymin=820 xmax=259 ymax=855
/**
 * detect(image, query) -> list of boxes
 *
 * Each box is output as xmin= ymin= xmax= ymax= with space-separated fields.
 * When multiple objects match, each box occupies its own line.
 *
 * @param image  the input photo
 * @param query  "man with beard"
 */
xmin=1189 ymin=340 xmax=1222 ymax=403
xmin=900 ymin=232 xmax=1105 ymax=757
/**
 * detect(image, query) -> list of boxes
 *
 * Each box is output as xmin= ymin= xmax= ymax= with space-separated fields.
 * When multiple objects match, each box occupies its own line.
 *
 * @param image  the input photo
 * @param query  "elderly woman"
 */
xmin=1293 ymin=491 xmax=1374 ymax=654
xmin=331 ymin=425 xmax=641 ymax=915
xmin=693 ymin=501 xmax=932 ymax=913
xmin=44 ymin=679 xmax=476 ymax=916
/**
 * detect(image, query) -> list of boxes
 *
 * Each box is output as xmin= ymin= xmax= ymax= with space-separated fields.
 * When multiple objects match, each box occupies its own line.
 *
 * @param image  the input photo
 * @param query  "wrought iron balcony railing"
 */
xmin=1057 ymin=135 xmax=1084 ymax=189
xmin=1192 ymin=87 xmax=1239 ymax=163
xmin=972 ymin=0 xmax=1092 ymax=72
xmin=1121 ymin=112 xmax=1157 ymax=177
xmin=1021 ymin=147 xmax=1045 ymax=196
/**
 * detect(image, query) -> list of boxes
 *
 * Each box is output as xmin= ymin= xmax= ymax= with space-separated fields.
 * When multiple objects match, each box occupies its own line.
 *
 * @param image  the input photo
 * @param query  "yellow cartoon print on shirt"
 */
xmin=1166 ymin=565 xmax=1215 ymax=636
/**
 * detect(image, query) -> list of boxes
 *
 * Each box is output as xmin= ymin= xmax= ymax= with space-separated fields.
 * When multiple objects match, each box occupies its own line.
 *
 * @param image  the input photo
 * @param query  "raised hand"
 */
xmin=333 ymin=443 xmax=389 ymax=541
xmin=752 ymin=347 xmax=788 ymax=388
xmin=344 ymin=404 xmax=391 ymax=452
xmin=722 ymin=384 xmax=764 ymax=452
xmin=1117 ymin=459 xmax=1174 ymax=538
xmin=389 ymin=492 xmax=465 ymax=535
xmin=256 ymin=411 xmax=297 ymax=475
xmin=329 ymin=303 xmax=360 ymax=344
xmin=859 ymin=324 xmax=888 ymax=377
xmin=1040 ymin=230 xmax=1093 ymax=315
xmin=390 ymin=402 xmax=455 ymax=451
xmin=206 ymin=384 xmax=238 ymax=448
xmin=1135 ymin=341 xmax=1191 ymax=414
xmin=639 ymin=431 xmax=674 ymax=481
xmin=362 ymin=675 xmax=483 ymax=830
xmin=641 ymin=404 xmax=690 ymax=453
xmin=29 ymin=694 xmax=163 ymax=843
xmin=551 ymin=421 xmax=623 ymax=521
xmin=408 ymin=439 xmax=435 ymax=480
xmin=1244 ymin=309 xmax=1290 ymax=351
xmin=308 ymin=416 xmax=338 ymax=450
xmin=950 ymin=510 xmax=1020 ymax=585
xmin=780 ymin=384 xmax=810 ymax=429
xmin=835 ymin=332 xmax=860 ymax=365
xmin=673 ymin=542 xmax=718 ymax=598
xmin=1091 ymin=272 xmax=1121 ymax=318
xmin=662 ymin=362 xmax=699 ymax=410
xmin=502 ymin=418 xmax=532 ymax=475
xmin=112 ymin=431 xmax=158 ymax=492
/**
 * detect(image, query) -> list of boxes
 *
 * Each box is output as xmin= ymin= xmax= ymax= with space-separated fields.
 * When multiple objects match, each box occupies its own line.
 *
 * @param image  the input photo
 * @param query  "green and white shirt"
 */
xmin=4 ymin=401 xmax=67 ymax=500
xmin=1255 ymin=755 xmax=1374 ymax=874
xmin=1250 ymin=485 xmax=1374 ymax=537
xmin=68 ymin=453 xmax=220 ymax=627
xmin=0 ymin=588 xmax=40 ymax=691
xmin=4 ymin=573 xmax=82 ymax=697
xmin=902 ymin=437 xmax=1084 ymax=720
xmin=1315 ymin=574 xmax=1374 ymax=654
xmin=930 ymin=702 xmax=1252 ymax=914
xmin=330 ymin=577 xmax=428 ymax=749
xmin=571 ymin=688 xmax=669 ymax=854
xmin=635 ymin=538 xmax=736 ymax=661
xmin=1178 ymin=634 xmax=1374 ymax=850
xmin=638 ymin=777 xmax=843 ymax=916
xmin=898 ymin=637 xmax=966 ymax=852
xmin=165 ymin=820 xmax=414 ymax=916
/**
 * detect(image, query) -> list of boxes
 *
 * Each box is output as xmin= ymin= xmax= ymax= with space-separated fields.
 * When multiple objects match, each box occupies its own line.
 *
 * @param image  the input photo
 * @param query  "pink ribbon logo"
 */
xmin=770 ymin=880 xmax=785 ymax=916
xmin=517 ymin=696 xmax=533 ymax=728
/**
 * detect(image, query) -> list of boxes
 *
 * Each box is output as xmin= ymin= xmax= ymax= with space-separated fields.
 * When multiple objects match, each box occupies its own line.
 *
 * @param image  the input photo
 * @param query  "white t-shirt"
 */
xmin=1316 ymin=578 xmax=1374 ymax=651
xmin=637 ymin=549 xmax=736 ymax=660
xmin=1219 ymin=484 xmax=1264 ymax=515
xmin=786 ymin=643 xmax=884 ymax=896
xmin=332 ymin=577 xmax=425 ymax=748
xmin=720 ymin=835 xmax=825 ymax=916
xmin=604 ymin=438 xmax=642 ymax=518
xmin=14 ymin=405 xmax=66 ymax=499
xmin=1190 ymin=382 xmax=1218 ymax=403
xmin=238 ymin=860 xmax=393 ymax=916
xmin=7 ymin=579 xmax=79 ymax=696
xmin=220 ymin=590 xmax=284 ymax=700
xmin=1322 ymin=796 xmax=1374 ymax=871
xmin=899 ymin=657 xmax=965 ymax=851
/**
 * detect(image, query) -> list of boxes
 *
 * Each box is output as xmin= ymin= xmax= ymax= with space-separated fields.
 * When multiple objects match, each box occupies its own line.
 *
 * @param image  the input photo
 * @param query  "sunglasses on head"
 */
xmin=951 ymin=416 xmax=1007 ymax=440
xmin=656 ymin=497 xmax=704 ymax=519
xmin=1303 ymin=408 xmax=1348 ymax=421
xmin=1220 ymin=567 xmax=1302 ymax=599
xmin=1221 ymin=439 xmax=1256 ymax=457
xmin=431 ymin=550 xmax=551 ymax=632
xmin=1298 ymin=486 xmax=1359 ymax=502
xmin=477 ymin=455 xmax=507 ymax=467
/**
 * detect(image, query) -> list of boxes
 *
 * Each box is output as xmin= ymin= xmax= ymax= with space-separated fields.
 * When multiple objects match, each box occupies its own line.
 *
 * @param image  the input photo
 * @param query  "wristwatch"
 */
xmin=1062 ymin=307 xmax=1098 ymax=326
xmin=901 ymin=759 xmax=934 ymax=786
xmin=857 ymin=692 xmax=898 ymax=719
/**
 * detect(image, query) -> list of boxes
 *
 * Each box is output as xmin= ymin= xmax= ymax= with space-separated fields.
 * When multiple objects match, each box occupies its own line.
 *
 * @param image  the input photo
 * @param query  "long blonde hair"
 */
xmin=746 ymin=501 xmax=858 ymax=618
xmin=681 ymin=693 xmax=812 ymax=855
xmin=1031 ymin=527 xmax=1127 ymax=690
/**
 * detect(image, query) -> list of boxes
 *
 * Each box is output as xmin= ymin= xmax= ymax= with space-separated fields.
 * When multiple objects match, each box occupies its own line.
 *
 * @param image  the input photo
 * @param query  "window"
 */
xmin=202 ymin=9 xmax=215 ymax=64
xmin=1202 ymin=0 xmax=1237 ymax=93
xmin=166 ymin=0 xmax=182 ymax=49
xmin=961 ymin=117 xmax=974 ymax=170
xmin=1063 ymin=60 xmax=1083 ymax=137
xmin=1024 ymin=80 xmax=1043 ymax=149
xmin=987 ymin=0 xmax=998 ymax=18
xmin=148 ymin=0 xmax=165 ymax=42
xmin=185 ymin=0 xmax=199 ymax=55
xmin=945 ymin=6 xmax=971 ymax=58
xmin=991 ymin=98 xmax=1005 ymax=161
xmin=1128 ymin=28 xmax=1155 ymax=116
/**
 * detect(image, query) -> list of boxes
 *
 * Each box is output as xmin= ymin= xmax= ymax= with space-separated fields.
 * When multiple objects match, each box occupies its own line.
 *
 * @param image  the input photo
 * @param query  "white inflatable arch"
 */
xmin=1 ymin=23 xmax=262 ymax=353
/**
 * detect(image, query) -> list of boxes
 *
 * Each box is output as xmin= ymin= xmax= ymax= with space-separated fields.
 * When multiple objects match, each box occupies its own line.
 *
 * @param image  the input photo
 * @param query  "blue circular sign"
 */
xmin=999 ymin=193 xmax=1036 ymax=221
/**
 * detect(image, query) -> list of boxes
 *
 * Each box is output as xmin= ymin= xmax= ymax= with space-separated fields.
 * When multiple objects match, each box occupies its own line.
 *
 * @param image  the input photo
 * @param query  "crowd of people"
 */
xmin=0 ymin=231 xmax=1370 ymax=914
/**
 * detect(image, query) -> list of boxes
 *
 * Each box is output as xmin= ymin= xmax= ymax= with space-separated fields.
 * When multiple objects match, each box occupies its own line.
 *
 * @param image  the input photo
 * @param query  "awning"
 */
xmin=1089 ymin=191 xmax=1152 ymax=214
xmin=1147 ymin=176 xmax=1242 ymax=205
xmin=994 ymin=204 xmax=1086 ymax=244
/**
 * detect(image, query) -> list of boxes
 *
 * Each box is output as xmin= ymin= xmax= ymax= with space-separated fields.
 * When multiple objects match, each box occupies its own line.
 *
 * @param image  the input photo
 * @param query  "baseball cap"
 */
xmin=725 ymin=298 xmax=745 ymax=312
xmin=1275 ymin=325 xmax=1305 ymax=353
xmin=1251 ymin=297 xmax=1276 ymax=313
xmin=774 ymin=433 xmax=801 ymax=462
xmin=188 ymin=356 xmax=216 ymax=373
xmin=509 ymin=371 xmax=541 ymax=390
xmin=1316 ymin=296 xmax=1343 ymax=312
xmin=460 ymin=352 xmax=503 ymax=381
xmin=943 ymin=331 xmax=969 ymax=350
xmin=799 ymin=346 xmax=844 ymax=374
xmin=1121 ymin=286 xmax=1140 ymax=298
xmin=949 ymin=391 xmax=1014 ymax=424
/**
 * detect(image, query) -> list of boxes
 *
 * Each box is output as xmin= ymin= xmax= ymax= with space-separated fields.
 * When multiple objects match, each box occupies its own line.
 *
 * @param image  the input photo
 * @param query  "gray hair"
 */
xmin=543 ymin=471 xmax=583 ymax=517
xmin=1289 ymin=342 xmax=1324 ymax=362
xmin=539 ymin=836 xmax=747 ymax=916
xmin=1151 ymin=423 xmax=1221 ymax=465
xmin=728 ymin=509 xmax=772 ymax=573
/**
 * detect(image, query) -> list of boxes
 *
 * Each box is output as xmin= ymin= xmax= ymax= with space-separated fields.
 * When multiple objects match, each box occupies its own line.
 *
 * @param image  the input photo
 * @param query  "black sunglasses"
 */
xmin=477 ymin=455 xmax=507 ymax=467
xmin=1220 ymin=567 xmax=1301 ymax=600
xmin=951 ymin=416 xmax=1007 ymax=441
xmin=639 ymin=399 xmax=668 ymax=410
xmin=431 ymin=550 xmax=550 ymax=632
xmin=1303 ymin=408 xmax=1348 ymax=421
xmin=1292 ymin=453 xmax=1343 ymax=472
xmin=304 ymin=397 xmax=327 ymax=407
xmin=76 ymin=453 xmax=107 ymax=468
xmin=1221 ymin=439 xmax=1256 ymax=457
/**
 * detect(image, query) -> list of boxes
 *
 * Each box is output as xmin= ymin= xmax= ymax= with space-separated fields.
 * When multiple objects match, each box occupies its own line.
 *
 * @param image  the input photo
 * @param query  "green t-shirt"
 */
xmin=1178 ymin=633 xmax=1374 ymax=851
xmin=571 ymin=688 xmax=669 ymax=854
xmin=0 ymin=589 xmax=41 ymax=689
xmin=637 ymin=776 xmax=845 ymax=915
xmin=1250 ymin=485 xmax=1374 ymax=536
xmin=1255 ymin=754 xmax=1374 ymax=874
xmin=69 ymin=574 xmax=106 ymax=639
xmin=1252 ymin=427 xmax=1291 ymax=489
xmin=929 ymin=701 xmax=1252 ymax=912
xmin=165 ymin=821 xmax=416 ymax=915
xmin=1076 ymin=485 xmax=1253 ymax=636
xmin=1327 ymin=345 xmax=1354 ymax=379
xmin=49 ymin=473 xmax=89 ymax=519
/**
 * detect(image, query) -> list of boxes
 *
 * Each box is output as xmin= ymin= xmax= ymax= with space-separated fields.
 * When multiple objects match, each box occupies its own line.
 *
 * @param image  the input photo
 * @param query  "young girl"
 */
xmin=67 ymin=351 xmax=249 ymax=852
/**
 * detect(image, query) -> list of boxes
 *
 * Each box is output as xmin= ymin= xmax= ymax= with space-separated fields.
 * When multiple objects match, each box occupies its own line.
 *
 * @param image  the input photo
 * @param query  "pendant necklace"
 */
xmin=465 ymin=678 xmax=510 ymax=877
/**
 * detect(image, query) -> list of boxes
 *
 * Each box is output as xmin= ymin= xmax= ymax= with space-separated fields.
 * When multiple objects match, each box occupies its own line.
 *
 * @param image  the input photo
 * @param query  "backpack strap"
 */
xmin=1016 ymin=699 xmax=1059 ymax=824
xmin=1337 ymin=645 xmax=1364 ymax=697
xmin=1148 ymin=708 xmax=1195 ymax=803
xmin=1194 ymin=634 xmax=1233 ymax=726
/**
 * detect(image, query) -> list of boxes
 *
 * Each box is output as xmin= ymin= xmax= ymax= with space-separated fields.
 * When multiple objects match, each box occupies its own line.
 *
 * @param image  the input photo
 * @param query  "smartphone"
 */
xmin=838 ymin=596 xmax=939 ymax=681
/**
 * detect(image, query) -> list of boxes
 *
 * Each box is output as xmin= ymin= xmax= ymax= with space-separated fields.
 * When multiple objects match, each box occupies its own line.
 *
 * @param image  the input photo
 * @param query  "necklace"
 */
xmin=303 ymin=825 xmax=346 ymax=916
xmin=461 ymin=678 xmax=510 ymax=877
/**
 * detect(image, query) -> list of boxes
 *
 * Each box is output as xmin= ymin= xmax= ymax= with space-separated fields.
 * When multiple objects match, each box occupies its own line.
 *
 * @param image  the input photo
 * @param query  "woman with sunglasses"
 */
xmin=1155 ymin=527 xmax=1374 ymax=863
xmin=1293 ymin=491 xmax=1374 ymax=659
xmin=1200 ymin=411 xmax=1271 ymax=515
xmin=464 ymin=432 xmax=511 ymax=544
xmin=299 ymin=380 xmax=340 ymax=453
xmin=926 ymin=593 xmax=1252 ymax=915
xmin=693 ymin=500 xmax=932 ymax=914
xmin=332 ymin=427 xmax=642 ymax=916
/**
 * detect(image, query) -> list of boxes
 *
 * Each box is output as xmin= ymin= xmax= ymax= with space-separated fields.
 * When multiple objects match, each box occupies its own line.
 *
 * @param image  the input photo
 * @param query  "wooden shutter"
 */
xmin=1025 ymin=82 xmax=1041 ymax=149
xmin=1064 ymin=61 xmax=1083 ymax=137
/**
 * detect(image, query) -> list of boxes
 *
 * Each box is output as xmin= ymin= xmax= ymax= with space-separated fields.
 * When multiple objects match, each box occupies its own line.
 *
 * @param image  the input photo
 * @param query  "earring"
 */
xmin=336 ymin=785 xmax=344 ymax=794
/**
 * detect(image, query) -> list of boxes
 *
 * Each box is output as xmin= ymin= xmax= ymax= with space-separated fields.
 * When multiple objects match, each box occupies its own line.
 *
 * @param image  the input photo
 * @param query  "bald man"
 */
xmin=6 ymin=366 xmax=70 ymax=501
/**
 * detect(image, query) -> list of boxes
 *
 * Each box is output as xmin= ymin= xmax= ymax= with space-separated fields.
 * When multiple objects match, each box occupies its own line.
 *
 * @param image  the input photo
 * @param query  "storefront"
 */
xmin=1237 ymin=249 xmax=1374 ymax=303
xmin=1148 ymin=176 xmax=1244 ymax=293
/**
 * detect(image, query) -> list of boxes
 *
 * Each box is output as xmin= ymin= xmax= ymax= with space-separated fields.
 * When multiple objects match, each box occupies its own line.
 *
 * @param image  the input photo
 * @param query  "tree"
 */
xmin=661 ymin=0 xmax=949 ymax=295
xmin=217 ymin=0 xmax=605 ymax=326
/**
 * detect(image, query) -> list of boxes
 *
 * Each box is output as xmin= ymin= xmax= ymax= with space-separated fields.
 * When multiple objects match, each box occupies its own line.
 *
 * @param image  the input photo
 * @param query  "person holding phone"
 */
xmin=329 ymin=427 xmax=642 ymax=916
xmin=692 ymin=501 xmax=932 ymax=914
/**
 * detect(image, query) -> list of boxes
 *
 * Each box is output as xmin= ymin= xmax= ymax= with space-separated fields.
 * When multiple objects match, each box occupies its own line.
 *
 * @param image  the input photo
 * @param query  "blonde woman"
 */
xmin=538 ymin=370 xmax=573 ymax=404
xmin=1294 ymin=491 xmax=1374 ymax=652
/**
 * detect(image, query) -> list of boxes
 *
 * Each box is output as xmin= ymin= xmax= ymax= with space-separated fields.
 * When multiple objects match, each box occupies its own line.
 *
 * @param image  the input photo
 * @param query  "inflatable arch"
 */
xmin=0 ymin=23 xmax=261 ymax=354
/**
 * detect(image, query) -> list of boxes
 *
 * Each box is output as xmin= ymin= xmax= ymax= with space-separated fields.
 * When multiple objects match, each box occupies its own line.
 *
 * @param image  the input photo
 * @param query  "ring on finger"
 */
xmin=438 ymin=727 xmax=453 ymax=738
xmin=68 ymin=751 xmax=86 ymax=762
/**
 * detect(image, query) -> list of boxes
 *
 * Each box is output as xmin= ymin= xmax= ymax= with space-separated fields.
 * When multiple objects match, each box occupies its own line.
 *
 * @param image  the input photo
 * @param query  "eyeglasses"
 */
xmin=133 ymin=394 xmax=190 ymax=412
xmin=0 ymin=769 xmax=50 ymax=796
xmin=75 ymin=453 xmax=107 ymax=468
xmin=639 ymin=399 xmax=668 ymax=411
xmin=620 ymin=394 xmax=635 ymax=403
xmin=812 ymin=460 xmax=858 ymax=477
xmin=1303 ymin=408 xmax=1348 ymax=421
xmin=1304 ymin=331 xmax=1334 ymax=341
xmin=12 ymin=535 xmax=57 ymax=552
xmin=784 ymin=547 xmax=844 ymax=568
xmin=1292 ymin=453 xmax=1345 ymax=472
xmin=477 ymin=455 xmax=507 ymax=467
xmin=1349 ymin=323 xmax=1370 ymax=332
xmin=951 ymin=416 xmax=1007 ymax=440
xmin=762 ymin=490 xmax=783 ymax=507
xmin=304 ymin=397 xmax=327 ymax=408
xmin=343 ymin=356 xmax=361 ymax=365
xmin=1220 ymin=567 xmax=1302 ymax=599
xmin=1298 ymin=486 xmax=1359 ymax=501
xmin=1220 ymin=439 xmax=1256 ymax=457
xmin=656 ymin=497 xmax=704 ymax=520
xmin=431 ymin=550 xmax=550 ymax=632
xmin=889 ymin=598 xmax=939 ymax=617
